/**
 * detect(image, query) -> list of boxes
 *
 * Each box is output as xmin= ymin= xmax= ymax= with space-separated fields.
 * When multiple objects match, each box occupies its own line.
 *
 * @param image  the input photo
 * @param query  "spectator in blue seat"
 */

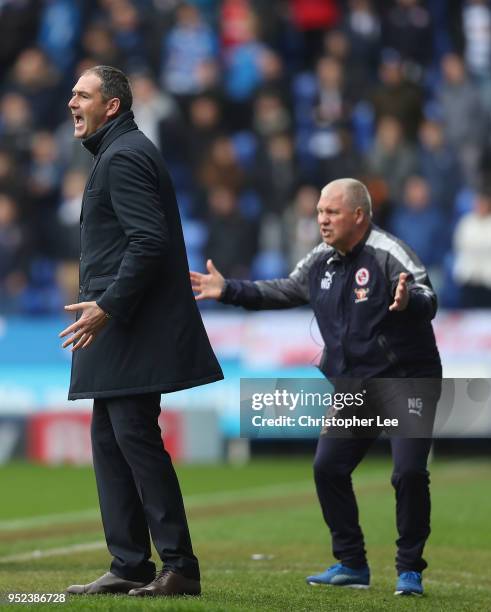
xmin=369 ymin=48 xmax=424 ymax=141
xmin=160 ymin=3 xmax=218 ymax=101
xmin=418 ymin=116 xmax=462 ymax=214
xmin=55 ymin=169 xmax=86 ymax=261
xmin=37 ymin=0 xmax=82 ymax=74
xmin=310 ymin=126 xmax=363 ymax=189
xmin=197 ymin=136 xmax=246 ymax=196
xmin=366 ymin=115 xmax=418 ymax=203
xmin=107 ymin=0 xmax=150 ymax=70
xmin=314 ymin=55 xmax=353 ymax=127
xmin=343 ymin=0 xmax=381 ymax=83
xmin=187 ymin=94 xmax=225 ymax=173
xmin=252 ymin=90 xmax=291 ymax=142
xmin=223 ymin=13 xmax=279 ymax=129
xmin=0 ymin=0 xmax=40 ymax=81
xmin=5 ymin=48 xmax=64 ymax=129
xmin=81 ymin=23 xmax=125 ymax=69
xmin=438 ymin=53 xmax=487 ymax=186
xmin=204 ymin=186 xmax=257 ymax=278
xmin=0 ymin=93 xmax=34 ymax=163
xmin=383 ymin=0 xmax=432 ymax=71
xmin=27 ymin=131 xmax=64 ymax=257
xmin=27 ymin=131 xmax=63 ymax=207
xmin=0 ymin=193 xmax=29 ymax=313
xmin=254 ymin=133 xmax=298 ymax=216
xmin=389 ymin=175 xmax=448 ymax=271
xmin=0 ymin=149 xmax=29 ymax=219
xmin=322 ymin=29 xmax=372 ymax=102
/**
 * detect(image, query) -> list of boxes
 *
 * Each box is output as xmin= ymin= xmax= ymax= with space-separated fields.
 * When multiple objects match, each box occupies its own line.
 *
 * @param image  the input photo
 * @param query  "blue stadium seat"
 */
xmin=29 ymin=258 xmax=57 ymax=288
xmin=454 ymin=187 xmax=474 ymax=222
xmin=239 ymin=191 xmax=262 ymax=220
xmin=251 ymin=250 xmax=288 ymax=280
xmin=176 ymin=190 xmax=197 ymax=220
xmin=351 ymin=101 xmax=375 ymax=154
xmin=181 ymin=220 xmax=208 ymax=250
xmin=292 ymin=72 xmax=317 ymax=102
xmin=20 ymin=286 xmax=63 ymax=315
xmin=231 ymin=131 xmax=257 ymax=170
xmin=439 ymin=252 xmax=462 ymax=309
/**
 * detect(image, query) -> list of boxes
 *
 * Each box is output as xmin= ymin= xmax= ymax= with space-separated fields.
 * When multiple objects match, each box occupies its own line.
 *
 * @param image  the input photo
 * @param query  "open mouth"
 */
xmin=73 ymin=115 xmax=84 ymax=128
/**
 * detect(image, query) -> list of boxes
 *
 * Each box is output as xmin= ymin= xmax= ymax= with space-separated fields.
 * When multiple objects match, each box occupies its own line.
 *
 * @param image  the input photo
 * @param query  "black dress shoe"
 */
xmin=128 ymin=570 xmax=201 ymax=597
xmin=66 ymin=571 xmax=148 ymax=595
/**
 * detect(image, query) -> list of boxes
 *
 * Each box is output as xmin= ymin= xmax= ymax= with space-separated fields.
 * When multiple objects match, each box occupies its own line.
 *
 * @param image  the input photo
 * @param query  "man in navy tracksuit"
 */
xmin=190 ymin=178 xmax=442 ymax=596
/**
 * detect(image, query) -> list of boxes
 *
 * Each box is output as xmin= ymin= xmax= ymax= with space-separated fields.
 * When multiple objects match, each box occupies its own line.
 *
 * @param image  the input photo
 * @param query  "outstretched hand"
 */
xmin=59 ymin=301 xmax=108 ymax=351
xmin=389 ymin=272 xmax=409 ymax=312
xmin=190 ymin=259 xmax=225 ymax=301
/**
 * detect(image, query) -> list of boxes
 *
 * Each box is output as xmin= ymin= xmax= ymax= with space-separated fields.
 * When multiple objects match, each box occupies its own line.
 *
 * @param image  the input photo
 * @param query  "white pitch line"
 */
xmin=0 ymin=541 xmax=106 ymax=563
xmin=3 ymin=546 xmax=491 ymax=595
xmin=0 ymin=481 xmax=317 ymax=564
xmin=0 ymin=509 xmax=100 ymax=532
xmin=0 ymin=462 xmax=486 ymax=566
xmin=1 ymin=461 xmax=484 ymax=532
xmin=0 ymin=480 xmax=314 ymax=532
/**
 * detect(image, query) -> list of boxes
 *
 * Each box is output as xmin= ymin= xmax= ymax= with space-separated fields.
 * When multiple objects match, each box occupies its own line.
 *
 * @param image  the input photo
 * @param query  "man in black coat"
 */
xmin=60 ymin=65 xmax=223 ymax=597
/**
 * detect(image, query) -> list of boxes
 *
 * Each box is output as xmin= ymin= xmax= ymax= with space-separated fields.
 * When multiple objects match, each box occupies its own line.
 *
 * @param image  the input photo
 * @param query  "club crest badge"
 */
xmin=355 ymin=267 xmax=370 ymax=286
xmin=354 ymin=287 xmax=369 ymax=303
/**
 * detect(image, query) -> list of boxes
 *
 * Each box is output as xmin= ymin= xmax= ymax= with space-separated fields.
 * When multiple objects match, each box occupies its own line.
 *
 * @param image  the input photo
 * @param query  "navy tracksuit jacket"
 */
xmin=220 ymin=224 xmax=442 ymax=378
xmin=220 ymin=224 xmax=442 ymax=573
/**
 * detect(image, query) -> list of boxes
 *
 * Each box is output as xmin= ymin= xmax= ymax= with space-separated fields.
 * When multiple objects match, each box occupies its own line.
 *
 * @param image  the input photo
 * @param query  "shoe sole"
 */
xmin=128 ymin=592 xmax=201 ymax=597
xmin=308 ymin=582 xmax=370 ymax=589
xmin=66 ymin=590 xmax=136 ymax=595
xmin=394 ymin=590 xmax=423 ymax=596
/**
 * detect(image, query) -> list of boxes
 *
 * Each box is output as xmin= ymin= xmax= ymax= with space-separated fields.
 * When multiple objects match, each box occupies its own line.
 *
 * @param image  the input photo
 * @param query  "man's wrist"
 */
xmin=96 ymin=301 xmax=111 ymax=319
xmin=218 ymin=280 xmax=228 ymax=302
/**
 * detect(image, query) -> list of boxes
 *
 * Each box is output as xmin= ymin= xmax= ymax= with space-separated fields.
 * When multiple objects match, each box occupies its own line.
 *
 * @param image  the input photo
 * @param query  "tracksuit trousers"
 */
xmin=313 ymin=377 xmax=441 ymax=573
xmin=314 ymin=436 xmax=432 ymax=573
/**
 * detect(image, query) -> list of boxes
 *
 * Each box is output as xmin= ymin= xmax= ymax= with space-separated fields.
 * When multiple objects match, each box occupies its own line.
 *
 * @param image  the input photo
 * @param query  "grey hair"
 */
xmin=321 ymin=178 xmax=373 ymax=217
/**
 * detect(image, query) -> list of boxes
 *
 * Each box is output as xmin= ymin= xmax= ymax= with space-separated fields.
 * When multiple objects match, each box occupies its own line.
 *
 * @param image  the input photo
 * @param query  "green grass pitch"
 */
xmin=0 ymin=456 xmax=490 ymax=611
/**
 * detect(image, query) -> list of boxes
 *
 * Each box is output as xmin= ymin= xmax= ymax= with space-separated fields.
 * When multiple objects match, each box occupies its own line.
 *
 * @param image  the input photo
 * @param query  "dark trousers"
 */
xmin=91 ymin=393 xmax=199 ymax=582
xmin=314 ymin=436 xmax=432 ymax=573
xmin=313 ymin=378 xmax=441 ymax=574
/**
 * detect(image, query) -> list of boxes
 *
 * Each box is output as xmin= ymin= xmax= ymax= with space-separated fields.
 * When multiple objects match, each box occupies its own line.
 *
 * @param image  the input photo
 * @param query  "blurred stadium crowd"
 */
xmin=1 ymin=0 xmax=491 ymax=315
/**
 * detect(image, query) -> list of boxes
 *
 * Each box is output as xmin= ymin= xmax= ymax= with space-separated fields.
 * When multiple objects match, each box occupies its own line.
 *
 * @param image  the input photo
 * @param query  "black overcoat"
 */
xmin=68 ymin=111 xmax=223 ymax=399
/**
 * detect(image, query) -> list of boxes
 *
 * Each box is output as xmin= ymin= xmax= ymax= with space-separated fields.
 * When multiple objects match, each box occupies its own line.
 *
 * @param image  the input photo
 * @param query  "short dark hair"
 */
xmin=84 ymin=65 xmax=133 ymax=113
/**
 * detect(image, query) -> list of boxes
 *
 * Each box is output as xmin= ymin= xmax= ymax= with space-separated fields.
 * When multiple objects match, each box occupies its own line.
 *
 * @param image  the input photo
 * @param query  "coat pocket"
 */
xmin=86 ymin=188 xmax=104 ymax=197
xmin=88 ymin=275 xmax=116 ymax=291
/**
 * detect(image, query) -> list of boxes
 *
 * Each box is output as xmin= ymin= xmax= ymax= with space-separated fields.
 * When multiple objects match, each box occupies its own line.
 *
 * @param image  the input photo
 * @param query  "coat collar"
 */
xmin=82 ymin=110 xmax=137 ymax=156
xmin=347 ymin=224 xmax=372 ymax=258
xmin=332 ymin=223 xmax=372 ymax=261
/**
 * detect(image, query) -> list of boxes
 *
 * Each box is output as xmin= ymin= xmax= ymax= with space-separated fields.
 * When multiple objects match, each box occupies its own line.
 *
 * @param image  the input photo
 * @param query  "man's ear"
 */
xmin=354 ymin=207 xmax=365 ymax=225
xmin=106 ymin=97 xmax=121 ymax=119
